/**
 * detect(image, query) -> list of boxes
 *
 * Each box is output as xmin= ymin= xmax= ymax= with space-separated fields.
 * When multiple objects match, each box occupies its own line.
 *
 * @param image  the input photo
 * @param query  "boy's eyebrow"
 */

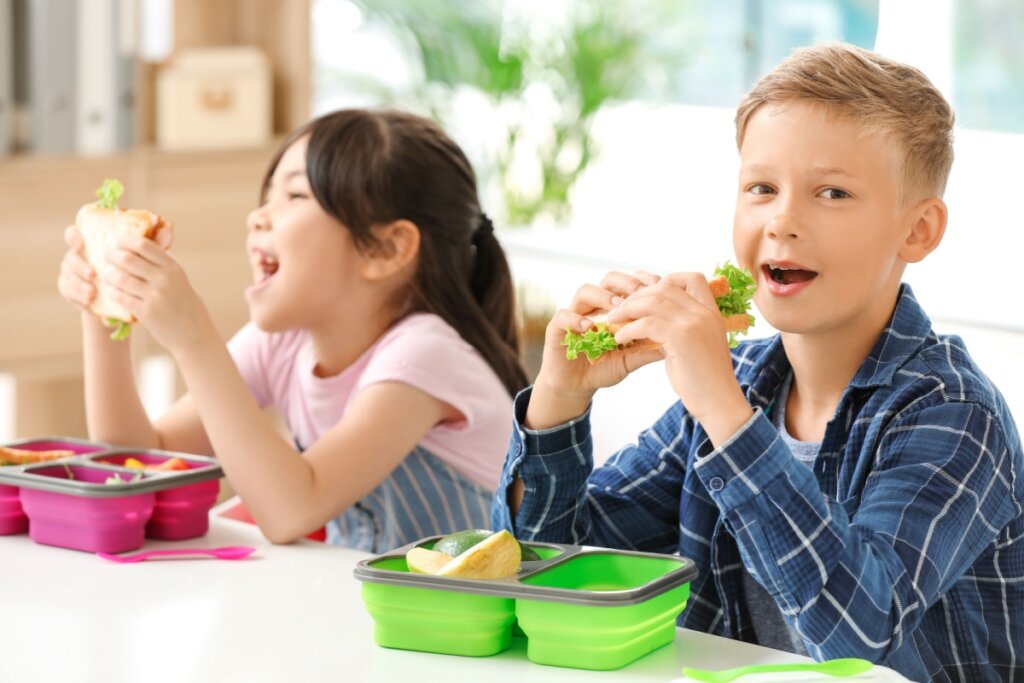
xmin=739 ymin=163 xmax=861 ymax=179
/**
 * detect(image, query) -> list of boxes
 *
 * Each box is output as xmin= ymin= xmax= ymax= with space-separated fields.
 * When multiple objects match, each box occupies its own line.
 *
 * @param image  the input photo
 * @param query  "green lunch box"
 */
xmin=353 ymin=536 xmax=698 ymax=671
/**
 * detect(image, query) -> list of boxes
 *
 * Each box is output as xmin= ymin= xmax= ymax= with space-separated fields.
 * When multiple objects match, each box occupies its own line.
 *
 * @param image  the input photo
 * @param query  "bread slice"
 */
xmin=75 ymin=202 xmax=163 ymax=323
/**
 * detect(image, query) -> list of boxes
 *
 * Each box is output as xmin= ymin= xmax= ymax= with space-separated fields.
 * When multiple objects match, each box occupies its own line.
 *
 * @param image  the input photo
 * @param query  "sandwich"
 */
xmin=562 ymin=262 xmax=757 ymax=363
xmin=74 ymin=179 xmax=165 ymax=340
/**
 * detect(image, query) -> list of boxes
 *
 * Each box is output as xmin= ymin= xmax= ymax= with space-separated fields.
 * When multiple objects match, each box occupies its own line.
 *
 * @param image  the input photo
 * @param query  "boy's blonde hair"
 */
xmin=735 ymin=43 xmax=955 ymax=205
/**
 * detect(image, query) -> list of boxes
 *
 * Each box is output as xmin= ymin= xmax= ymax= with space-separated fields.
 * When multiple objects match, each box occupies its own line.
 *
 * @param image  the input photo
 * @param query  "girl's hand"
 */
xmin=102 ymin=225 xmax=216 ymax=353
xmin=57 ymin=225 xmax=96 ymax=312
xmin=525 ymin=271 xmax=664 ymax=430
xmin=606 ymin=272 xmax=752 ymax=444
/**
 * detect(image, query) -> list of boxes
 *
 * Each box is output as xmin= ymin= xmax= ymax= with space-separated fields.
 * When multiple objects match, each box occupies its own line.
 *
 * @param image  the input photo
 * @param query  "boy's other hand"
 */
xmin=526 ymin=271 xmax=664 ymax=430
xmin=608 ymin=272 xmax=752 ymax=444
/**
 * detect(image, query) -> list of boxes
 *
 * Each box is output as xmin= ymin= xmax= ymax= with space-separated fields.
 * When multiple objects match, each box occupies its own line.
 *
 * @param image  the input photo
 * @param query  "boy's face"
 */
xmin=733 ymin=100 xmax=913 ymax=340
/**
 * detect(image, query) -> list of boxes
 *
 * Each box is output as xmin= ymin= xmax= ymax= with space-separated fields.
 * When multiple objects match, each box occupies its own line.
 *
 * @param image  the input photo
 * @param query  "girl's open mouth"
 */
xmin=258 ymin=254 xmax=279 ymax=282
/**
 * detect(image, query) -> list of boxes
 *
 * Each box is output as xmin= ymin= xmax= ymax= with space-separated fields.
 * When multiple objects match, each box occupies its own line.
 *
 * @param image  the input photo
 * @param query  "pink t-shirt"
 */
xmin=227 ymin=312 xmax=514 ymax=490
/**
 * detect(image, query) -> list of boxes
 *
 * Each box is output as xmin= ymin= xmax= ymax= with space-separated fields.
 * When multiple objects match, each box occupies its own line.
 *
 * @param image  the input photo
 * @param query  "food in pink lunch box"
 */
xmin=123 ymin=456 xmax=190 ymax=472
xmin=0 ymin=446 xmax=74 ymax=466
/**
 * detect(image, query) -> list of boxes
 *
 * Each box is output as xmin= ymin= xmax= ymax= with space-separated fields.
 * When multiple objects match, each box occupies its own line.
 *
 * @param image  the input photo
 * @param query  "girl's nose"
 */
xmin=247 ymin=207 xmax=270 ymax=232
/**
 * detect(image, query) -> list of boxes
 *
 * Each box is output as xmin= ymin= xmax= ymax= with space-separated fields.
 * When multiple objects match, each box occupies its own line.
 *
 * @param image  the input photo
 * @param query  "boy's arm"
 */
xmin=696 ymin=401 xmax=1016 ymax=660
xmin=491 ymin=387 xmax=686 ymax=553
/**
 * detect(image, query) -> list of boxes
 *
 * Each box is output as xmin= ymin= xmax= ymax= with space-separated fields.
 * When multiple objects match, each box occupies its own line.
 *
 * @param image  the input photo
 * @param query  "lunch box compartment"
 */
xmin=361 ymin=570 xmax=516 ymax=657
xmin=354 ymin=537 xmax=696 ymax=671
xmin=19 ymin=464 xmax=156 ymax=553
xmin=515 ymin=552 xmax=691 ymax=670
xmin=0 ymin=483 xmax=26 ymax=535
xmin=0 ymin=438 xmax=108 ymax=536
xmin=89 ymin=451 xmax=220 ymax=540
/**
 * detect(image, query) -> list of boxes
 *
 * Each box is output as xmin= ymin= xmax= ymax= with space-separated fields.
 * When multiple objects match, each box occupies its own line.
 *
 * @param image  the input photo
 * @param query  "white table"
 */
xmin=0 ymin=515 xmax=906 ymax=683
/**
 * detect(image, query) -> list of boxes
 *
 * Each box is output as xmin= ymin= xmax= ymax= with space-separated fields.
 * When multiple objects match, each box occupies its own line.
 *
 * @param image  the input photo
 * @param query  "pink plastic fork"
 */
xmin=97 ymin=545 xmax=256 ymax=563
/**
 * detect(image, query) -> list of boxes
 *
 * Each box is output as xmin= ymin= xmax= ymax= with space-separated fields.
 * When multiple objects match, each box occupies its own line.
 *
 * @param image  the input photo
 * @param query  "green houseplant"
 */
xmin=347 ymin=0 xmax=686 ymax=226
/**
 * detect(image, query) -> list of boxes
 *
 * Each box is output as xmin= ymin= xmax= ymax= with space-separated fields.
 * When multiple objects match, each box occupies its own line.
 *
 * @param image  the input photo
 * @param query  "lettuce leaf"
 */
xmin=104 ymin=318 xmax=132 ymax=341
xmin=562 ymin=325 xmax=619 ymax=362
xmin=713 ymin=262 xmax=757 ymax=347
xmin=96 ymin=178 xmax=124 ymax=210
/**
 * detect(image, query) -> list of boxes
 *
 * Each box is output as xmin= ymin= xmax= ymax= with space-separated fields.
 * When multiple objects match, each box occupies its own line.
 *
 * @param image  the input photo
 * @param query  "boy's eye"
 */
xmin=287 ymin=192 xmax=310 ymax=201
xmin=748 ymin=183 xmax=775 ymax=195
xmin=819 ymin=187 xmax=850 ymax=200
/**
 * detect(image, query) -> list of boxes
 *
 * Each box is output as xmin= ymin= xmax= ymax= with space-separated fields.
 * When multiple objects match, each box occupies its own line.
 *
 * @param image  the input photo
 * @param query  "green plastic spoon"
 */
xmin=682 ymin=657 xmax=874 ymax=682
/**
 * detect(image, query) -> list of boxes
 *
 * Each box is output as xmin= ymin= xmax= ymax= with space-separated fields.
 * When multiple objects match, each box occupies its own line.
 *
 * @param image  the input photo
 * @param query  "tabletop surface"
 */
xmin=0 ymin=514 xmax=909 ymax=683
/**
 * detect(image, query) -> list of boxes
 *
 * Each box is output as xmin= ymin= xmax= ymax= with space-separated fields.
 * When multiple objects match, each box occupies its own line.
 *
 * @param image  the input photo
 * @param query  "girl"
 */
xmin=58 ymin=109 xmax=528 ymax=551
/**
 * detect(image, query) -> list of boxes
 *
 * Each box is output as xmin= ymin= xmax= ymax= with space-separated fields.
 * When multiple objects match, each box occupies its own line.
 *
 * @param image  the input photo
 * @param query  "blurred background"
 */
xmin=1 ymin=0 xmax=1021 ymax=457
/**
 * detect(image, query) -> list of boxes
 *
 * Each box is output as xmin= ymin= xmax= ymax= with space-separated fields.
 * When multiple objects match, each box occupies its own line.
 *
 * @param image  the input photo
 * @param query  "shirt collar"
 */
xmin=741 ymin=283 xmax=933 ymax=404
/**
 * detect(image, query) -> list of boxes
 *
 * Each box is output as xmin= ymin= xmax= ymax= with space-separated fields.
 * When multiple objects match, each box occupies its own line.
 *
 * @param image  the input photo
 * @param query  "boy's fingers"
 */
xmin=656 ymin=272 xmax=717 ymax=310
xmin=549 ymin=309 xmax=595 ymax=339
xmin=569 ymin=283 xmax=622 ymax=316
xmin=632 ymin=271 xmax=661 ymax=287
xmin=597 ymin=271 xmax=656 ymax=298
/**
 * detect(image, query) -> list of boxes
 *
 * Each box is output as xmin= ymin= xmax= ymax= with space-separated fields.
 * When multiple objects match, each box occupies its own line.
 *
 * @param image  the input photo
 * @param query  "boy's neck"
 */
xmin=780 ymin=298 xmax=897 ymax=441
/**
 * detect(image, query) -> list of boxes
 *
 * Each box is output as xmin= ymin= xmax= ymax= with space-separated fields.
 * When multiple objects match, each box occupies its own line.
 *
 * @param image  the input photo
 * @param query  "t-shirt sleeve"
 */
xmin=226 ymin=322 xmax=273 ymax=408
xmin=355 ymin=317 xmax=495 ymax=430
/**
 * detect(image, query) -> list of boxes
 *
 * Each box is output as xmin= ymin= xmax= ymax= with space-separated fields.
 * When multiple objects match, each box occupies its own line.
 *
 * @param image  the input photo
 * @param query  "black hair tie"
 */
xmin=472 ymin=213 xmax=494 ymax=246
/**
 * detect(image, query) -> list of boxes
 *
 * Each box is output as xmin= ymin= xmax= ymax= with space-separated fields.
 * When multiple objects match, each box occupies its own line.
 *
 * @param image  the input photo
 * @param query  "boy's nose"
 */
xmin=765 ymin=213 xmax=800 ymax=240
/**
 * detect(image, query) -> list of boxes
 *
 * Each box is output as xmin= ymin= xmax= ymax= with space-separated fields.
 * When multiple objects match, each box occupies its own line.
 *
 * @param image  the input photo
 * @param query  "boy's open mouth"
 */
xmin=764 ymin=264 xmax=817 ymax=285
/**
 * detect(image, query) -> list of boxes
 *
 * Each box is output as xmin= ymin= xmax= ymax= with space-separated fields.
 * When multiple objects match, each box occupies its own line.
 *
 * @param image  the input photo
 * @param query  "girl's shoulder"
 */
xmin=376 ymin=312 xmax=469 ymax=354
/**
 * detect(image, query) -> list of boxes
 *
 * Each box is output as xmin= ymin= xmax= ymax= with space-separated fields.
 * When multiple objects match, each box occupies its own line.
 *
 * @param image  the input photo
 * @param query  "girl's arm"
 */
xmin=172 ymin=324 xmax=450 ymax=542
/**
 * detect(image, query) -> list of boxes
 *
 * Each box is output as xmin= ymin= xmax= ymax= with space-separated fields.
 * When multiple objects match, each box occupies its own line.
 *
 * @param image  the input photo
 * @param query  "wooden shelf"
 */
xmin=0 ymin=0 xmax=310 ymax=438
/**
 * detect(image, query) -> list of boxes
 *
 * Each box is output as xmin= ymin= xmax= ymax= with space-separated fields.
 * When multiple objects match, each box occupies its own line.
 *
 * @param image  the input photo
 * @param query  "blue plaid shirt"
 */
xmin=492 ymin=285 xmax=1024 ymax=683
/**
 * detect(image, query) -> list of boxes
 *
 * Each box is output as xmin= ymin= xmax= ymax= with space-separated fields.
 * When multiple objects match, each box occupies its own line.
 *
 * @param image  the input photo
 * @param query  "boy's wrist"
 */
xmin=525 ymin=375 xmax=593 ymax=430
xmin=696 ymin=389 xmax=755 ymax=448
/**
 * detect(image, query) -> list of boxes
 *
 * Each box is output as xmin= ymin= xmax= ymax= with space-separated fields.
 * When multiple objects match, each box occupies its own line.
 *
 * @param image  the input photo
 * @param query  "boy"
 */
xmin=491 ymin=43 xmax=1023 ymax=682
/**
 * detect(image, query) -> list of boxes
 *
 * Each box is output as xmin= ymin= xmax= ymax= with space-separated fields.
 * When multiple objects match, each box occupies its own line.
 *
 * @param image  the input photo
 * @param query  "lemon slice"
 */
xmin=437 ymin=529 xmax=521 ymax=579
xmin=406 ymin=547 xmax=454 ymax=574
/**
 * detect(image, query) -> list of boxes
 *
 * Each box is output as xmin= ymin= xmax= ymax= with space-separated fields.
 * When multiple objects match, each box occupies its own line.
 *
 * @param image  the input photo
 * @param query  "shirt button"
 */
xmin=709 ymin=476 xmax=725 ymax=492
xmin=515 ymin=443 xmax=523 ymax=456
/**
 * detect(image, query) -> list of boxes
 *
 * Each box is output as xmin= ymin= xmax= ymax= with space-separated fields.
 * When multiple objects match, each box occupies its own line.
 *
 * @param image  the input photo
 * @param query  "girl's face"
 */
xmin=244 ymin=136 xmax=371 ymax=333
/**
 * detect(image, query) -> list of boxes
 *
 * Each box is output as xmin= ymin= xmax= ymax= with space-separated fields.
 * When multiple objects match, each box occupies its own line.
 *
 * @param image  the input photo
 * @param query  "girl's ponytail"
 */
xmin=465 ymin=216 xmax=528 ymax=396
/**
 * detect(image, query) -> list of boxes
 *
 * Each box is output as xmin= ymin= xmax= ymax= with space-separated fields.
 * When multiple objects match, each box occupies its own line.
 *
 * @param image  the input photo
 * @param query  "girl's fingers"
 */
xmin=153 ymin=220 xmax=174 ymax=250
xmin=62 ymin=249 xmax=94 ymax=281
xmin=64 ymin=224 xmax=83 ymax=250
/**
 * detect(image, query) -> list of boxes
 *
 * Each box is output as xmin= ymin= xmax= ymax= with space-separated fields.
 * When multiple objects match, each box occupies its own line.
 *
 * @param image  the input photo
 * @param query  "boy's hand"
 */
xmin=526 ymin=271 xmax=664 ymax=430
xmin=101 ymin=226 xmax=217 ymax=354
xmin=607 ymin=272 xmax=752 ymax=445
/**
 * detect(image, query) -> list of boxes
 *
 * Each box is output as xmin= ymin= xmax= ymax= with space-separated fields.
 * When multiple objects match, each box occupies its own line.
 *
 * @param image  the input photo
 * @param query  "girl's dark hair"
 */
xmin=262 ymin=109 xmax=528 ymax=397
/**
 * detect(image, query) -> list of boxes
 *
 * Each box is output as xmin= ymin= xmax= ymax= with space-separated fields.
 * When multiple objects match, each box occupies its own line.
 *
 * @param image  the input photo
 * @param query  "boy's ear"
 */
xmin=360 ymin=219 xmax=421 ymax=280
xmin=898 ymin=198 xmax=947 ymax=264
